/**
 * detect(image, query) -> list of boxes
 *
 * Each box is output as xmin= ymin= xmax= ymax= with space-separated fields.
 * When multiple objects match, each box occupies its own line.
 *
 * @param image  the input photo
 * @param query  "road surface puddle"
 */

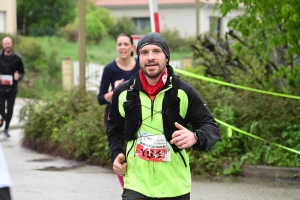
xmin=27 ymin=158 xmax=55 ymax=162
xmin=37 ymin=164 xmax=85 ymax=171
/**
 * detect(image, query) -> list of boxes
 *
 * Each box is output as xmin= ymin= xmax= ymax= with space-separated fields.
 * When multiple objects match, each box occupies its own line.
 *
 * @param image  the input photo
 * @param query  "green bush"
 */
xmin=247 ymin=124 xmax=300 ymax=167
xmin=60 ymin=24 xmax=78 ymax=42
xmin=71 ymin=2 xmax=115 ymax=43
xmin=16 ymin=36 xmax=60 ymax=75
xmin=20 ymin=88 xmax=111 ymax=166
xmin=109 ymin=16 xmax=139 ymax=38
xmin=47 ymin=49 xmax=61 ymax=78
xmin=85 ymin=13 xmax=108 ymax=42
xmin=18 ymin=37 xmax=46 ymax=72
xmin=177 ymin=72 xmax=300 ymax=176
xmin=161 ymin=28 xmax=194 ymax=52
xmin=13 ymin=36 xmax=62 ymax=99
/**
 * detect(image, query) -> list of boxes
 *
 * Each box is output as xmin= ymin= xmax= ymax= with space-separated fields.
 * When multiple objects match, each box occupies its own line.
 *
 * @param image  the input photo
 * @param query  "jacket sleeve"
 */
xmin=183 ymin=82 xmax=221 ymax=152
xmin=98 ymin=66 xmax=112 ymax=105
xmin=17 ymin=55 xmax=25 ymax=81
xmin=105 ymin=82 xmax=127 ymax=162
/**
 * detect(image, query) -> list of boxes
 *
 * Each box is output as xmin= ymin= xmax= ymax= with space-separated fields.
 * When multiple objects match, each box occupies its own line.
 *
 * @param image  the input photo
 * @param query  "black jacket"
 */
xmin=0 ymin=50 xmax=25 ymax=91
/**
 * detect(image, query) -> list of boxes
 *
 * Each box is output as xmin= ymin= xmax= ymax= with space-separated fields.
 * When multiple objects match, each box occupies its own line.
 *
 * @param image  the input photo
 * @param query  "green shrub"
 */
xmin=85 ymin=13 xmax=108 ymax=42
xmin=161 ymin=28 xmax=194 ymax=52
xmin=109 ymin=16 xmax=139 ymax=38
xmin=71 ymin=2 xmax=115 ymax=43
xmin=20 ymin=88 xmax=111 ymax=166
xmin=11 ymin=36 xmax=62 ymax=99
xmin=47 ymin=49 xmax=61 ymax=78
xmin=60 ymin=24 xmax=78 ymax=42
xmin=178 ymin=71 xmax=300 ymax=175
xmin=18 ymin=37 xmax=46 ymax=72
xmin=247 ymin=124 xmax=300 ymax=167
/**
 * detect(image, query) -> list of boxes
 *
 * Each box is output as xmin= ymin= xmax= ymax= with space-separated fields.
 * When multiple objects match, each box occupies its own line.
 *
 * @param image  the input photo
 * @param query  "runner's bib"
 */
xmin=0 ymin=75 xmax=13 ymax=85
xmin=136 ymin=131 xmax=171 ymax=162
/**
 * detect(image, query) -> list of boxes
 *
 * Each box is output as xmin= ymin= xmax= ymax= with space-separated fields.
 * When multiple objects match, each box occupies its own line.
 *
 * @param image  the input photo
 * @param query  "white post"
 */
xmin=149 ymin=0 xmax=160 ymax=32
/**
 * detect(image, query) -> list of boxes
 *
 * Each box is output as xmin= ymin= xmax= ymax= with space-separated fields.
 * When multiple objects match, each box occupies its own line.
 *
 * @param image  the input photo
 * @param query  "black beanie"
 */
xmin=136 ymin=32 xmax=170 ymax=62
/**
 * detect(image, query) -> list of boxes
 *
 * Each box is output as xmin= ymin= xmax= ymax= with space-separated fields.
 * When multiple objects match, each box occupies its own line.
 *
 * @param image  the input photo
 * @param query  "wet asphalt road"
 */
xmin=0 ymin=98 xmax=299 ymax=200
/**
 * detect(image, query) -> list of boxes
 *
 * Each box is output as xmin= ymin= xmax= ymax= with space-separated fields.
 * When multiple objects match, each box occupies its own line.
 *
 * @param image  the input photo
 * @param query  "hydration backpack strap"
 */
xmin=123 ymin=75 xmax=141 ymax=141
xmin=162 ymin=75 xmax=187 ymax=153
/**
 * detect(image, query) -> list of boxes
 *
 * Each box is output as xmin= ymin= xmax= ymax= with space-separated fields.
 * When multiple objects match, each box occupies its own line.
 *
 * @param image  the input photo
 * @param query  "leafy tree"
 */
xmin=17 ymin=0 xmax=77 ymax=36
xmin=217 ymin=0 xmax=300 ymax=87
xmin=72 ymin=1 xmax=115 ymax=42
xmin=193 ymin=1 xmax=300 ymax=89
xmin=220 ymin=0 xmax=300 ymax=56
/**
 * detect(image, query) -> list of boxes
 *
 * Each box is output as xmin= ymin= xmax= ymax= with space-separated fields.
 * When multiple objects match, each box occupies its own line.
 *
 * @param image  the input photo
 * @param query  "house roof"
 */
xmin=92 ymin=0 xmax=217 ymax=7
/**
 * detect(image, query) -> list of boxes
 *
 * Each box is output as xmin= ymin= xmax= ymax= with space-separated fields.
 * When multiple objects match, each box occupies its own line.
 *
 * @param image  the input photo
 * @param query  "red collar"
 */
xmin=139 ymin=68 xmax=168 ymax=100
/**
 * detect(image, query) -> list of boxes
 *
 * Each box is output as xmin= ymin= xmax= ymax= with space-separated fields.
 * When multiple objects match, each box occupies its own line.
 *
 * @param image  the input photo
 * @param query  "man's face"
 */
xmin=2 ymin=38 xmax=13 ymax=54
xmin=139 ymin=44 xmax=168 ymax=80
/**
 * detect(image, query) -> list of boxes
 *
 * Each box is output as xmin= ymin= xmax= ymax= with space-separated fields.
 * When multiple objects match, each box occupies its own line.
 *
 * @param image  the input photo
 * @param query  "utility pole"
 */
xmin=78 ymin=0 xmax=86 ymax=93
xmin=196 ymin=0 xmax=200 ymax=36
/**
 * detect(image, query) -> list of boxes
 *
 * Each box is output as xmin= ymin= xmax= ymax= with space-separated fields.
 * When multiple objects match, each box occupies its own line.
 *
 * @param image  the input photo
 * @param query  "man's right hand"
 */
xmin=113 ymin=153 xmax=127 ymax=177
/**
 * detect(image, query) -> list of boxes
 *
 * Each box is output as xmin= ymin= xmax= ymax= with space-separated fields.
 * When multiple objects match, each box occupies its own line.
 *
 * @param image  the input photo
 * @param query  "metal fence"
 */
xmin=73 ymin=62 xmax=104 ymax=93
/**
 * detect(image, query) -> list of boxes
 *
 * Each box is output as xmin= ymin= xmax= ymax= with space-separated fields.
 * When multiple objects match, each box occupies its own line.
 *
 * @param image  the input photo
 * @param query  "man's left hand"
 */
xmin=170 ymin=122 xmax=197 ymax=149
xmin=14 ymin=71 xmax=19 ymax=81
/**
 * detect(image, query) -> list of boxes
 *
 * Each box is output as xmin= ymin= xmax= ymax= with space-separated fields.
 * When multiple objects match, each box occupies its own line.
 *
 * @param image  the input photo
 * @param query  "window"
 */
xmin=132 ymin=17 xmax=151 ymax=32
xmin=210 ymin=16 xmax=222 ymax=34
xmin=0 ymin=12 xmax=5 ymax=33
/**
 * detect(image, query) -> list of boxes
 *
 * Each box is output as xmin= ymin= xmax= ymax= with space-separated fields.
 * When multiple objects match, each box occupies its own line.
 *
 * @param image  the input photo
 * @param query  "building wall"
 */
xmin=100 ymin=3 xmax=244 ymax=37
xmin=0 ymin=0 xmax=17 ymax=35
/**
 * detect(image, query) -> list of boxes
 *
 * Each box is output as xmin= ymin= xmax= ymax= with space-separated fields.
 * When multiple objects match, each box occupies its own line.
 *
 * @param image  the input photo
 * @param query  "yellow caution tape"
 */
xmin=174 ymin=68 xmax=300 ymax=155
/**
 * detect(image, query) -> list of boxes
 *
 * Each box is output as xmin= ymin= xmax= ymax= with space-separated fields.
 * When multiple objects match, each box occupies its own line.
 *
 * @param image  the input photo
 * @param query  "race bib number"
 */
xmin=136 ymin=131 xmax=171 ymax=162
xmin=0 ymin=75 xmax=13 ymax=85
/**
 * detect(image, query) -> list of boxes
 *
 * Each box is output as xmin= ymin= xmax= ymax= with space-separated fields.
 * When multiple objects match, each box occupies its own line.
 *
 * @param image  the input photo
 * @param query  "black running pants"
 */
xmin=122 ymin=189 xmax=190 ymax=200
xmin=0 ymin=187 xmax=12 ymax=200
xmin=0 ymin=88 xmax=17 ymax=130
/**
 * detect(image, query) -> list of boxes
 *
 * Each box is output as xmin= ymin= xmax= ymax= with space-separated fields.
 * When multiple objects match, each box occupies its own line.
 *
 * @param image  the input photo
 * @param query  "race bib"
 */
xmin=136 ymin=131 xmax=171 ymax=162
xmin=0 ymin=75 xmax=13 ymax=85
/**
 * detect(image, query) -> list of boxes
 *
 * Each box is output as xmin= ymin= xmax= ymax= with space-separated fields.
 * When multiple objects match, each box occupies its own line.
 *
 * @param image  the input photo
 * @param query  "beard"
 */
xmin=140 ymin=59 xmax=167 ymax=79
xmin=140 ymin=64 xmax=165 ymax=79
